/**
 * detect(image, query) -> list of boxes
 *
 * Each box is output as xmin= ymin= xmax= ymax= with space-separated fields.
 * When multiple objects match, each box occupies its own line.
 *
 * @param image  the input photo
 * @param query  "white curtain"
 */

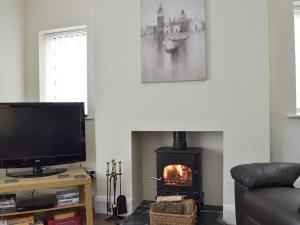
xmin=45 ymin=30 xmax=88 ymax=113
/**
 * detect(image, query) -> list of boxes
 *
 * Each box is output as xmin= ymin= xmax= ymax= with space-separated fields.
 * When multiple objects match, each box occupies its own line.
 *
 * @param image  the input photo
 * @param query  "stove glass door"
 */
xmin=162 ymin=164 xmax=192 ymax=186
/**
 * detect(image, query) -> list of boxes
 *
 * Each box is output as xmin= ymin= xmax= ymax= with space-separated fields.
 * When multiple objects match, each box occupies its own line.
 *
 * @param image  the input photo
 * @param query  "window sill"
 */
xmin=85 ymin=116 xmax=95 ymax=121
xmin=287 ymin=114 xmax=300 ymax=118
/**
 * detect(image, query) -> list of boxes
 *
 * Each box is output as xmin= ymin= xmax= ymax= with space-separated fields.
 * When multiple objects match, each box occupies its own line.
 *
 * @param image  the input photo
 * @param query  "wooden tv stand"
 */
xmin=0 ymin=167 xmax=93 ymax=225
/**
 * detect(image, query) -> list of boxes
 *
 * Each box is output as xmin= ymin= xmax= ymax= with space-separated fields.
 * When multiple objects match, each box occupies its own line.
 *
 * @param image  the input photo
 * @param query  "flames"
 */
xmin=163 ymin=164 xmax=192 ymax=186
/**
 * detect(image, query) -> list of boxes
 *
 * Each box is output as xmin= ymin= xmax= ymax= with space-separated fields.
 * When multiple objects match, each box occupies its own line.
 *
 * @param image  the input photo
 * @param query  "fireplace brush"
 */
xmin=105 ymin=160 xmax=126 ymax=223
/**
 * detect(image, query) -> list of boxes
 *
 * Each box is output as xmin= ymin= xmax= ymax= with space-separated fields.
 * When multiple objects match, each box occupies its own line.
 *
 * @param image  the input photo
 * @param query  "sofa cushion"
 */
xmin=244 ymin=187 xmax=300 ymax=225
xmin=231 ymin=163 xmax=300 ymax=189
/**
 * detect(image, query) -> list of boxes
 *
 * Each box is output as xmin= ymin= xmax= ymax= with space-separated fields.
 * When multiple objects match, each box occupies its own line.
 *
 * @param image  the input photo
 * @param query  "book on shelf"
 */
xmin=57 ymin=198 xmax=79 ymax=204
xmin=0 ymin=194 xmax=16 ymax=214
xmin=57 ymin=203 xmax=79 ymax=207
xmin=1 ymin=218 xmax=45 ymax=225
xmin=0 ymin=202 xmax=16 ymax=207
xmin=53 ymin=211 xmax=75 ymax=220
xmin=48 ymin=216 xmax=82 ymax=225
xmin=56 ymin=190 xmax=80 ymax=207
xmin=56 ymin=191 xmax=79 ymax=199
xmin=8 ymin=223 xmax=28 ymax=225
xmin=56 ymin=193 xmax=79 ymax=200
xmin=56 ymin=198 xmax=79 ymax=207
xmin=0 ymin=220 xmax=44 ymax=225
xmin=0 ymin=195 xmax=16 ymax=202
xmin=6 ymin=214 xmax=34 ymax=225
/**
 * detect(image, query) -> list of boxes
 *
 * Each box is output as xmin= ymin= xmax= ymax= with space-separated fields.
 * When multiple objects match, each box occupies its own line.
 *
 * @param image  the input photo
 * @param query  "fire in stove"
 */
xmin=163 ymin=164 xmax=192 ymax=186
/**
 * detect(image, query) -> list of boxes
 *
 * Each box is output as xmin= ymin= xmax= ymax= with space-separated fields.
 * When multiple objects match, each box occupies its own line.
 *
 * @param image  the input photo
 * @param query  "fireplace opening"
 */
xmin=131 ymin=131 xmax=224 ymax=212
xmin=163 ymin=164 xmax=192 ymax=186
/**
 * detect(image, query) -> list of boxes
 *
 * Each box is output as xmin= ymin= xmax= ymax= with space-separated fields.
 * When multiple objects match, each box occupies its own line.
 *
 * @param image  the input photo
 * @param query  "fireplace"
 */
xmin=155 ymin=132 xmax=204 ymax=206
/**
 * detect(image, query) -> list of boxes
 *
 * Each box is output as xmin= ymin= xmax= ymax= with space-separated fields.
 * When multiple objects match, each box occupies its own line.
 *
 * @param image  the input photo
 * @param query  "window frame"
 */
xmin=39 ymin=25 xmax=89 ymax=115
xmin=294 ymin=2 xmax=300 ymax=114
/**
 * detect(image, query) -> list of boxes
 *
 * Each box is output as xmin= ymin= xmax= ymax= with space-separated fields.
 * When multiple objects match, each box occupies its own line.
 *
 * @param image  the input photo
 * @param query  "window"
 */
xmin=40 ymin=27 xmax=88 ymax=114
xmin=294 ymin=4 xmax=300 ymax=113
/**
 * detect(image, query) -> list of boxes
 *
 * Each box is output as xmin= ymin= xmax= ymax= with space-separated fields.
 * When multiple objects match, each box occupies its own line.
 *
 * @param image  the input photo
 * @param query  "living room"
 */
xmin=0 ymin=0 xmax=299 ymax=225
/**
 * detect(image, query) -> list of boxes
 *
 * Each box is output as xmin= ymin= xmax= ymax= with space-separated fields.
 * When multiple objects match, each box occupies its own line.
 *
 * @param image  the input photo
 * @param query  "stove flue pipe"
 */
xmin=173 ymin=131 xmax=187 ymax=150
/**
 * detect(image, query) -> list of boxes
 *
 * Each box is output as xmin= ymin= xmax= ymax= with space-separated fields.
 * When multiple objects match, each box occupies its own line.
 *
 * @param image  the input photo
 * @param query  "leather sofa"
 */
xmin=231 ymin=163 xmax=300 ymax=225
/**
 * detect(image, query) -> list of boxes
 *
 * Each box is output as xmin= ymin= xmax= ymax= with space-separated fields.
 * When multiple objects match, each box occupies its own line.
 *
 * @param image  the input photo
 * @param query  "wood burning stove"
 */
xmin=155 ymin=132 xmax=204 ymax=206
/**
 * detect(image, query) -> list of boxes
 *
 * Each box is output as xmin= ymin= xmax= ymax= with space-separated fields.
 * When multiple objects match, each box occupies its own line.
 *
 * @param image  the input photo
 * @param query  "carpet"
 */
xmin=121 ymin=201 xmax=226 ymax=225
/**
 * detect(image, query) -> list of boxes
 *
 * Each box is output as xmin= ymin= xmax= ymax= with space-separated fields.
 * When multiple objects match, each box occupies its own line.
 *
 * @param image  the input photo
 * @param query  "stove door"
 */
xmin=156 ymin=152 xmax=202 ymax=196
xmin=163 ymin=164 xmax=193 ymax=186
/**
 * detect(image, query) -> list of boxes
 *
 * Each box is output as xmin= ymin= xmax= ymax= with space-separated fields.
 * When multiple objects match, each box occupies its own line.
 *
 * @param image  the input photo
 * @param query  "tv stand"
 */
xmin=7 ymin=167 xmax=67 ymax=178
xmin=0 ymin=167 xmax=93 ymax=224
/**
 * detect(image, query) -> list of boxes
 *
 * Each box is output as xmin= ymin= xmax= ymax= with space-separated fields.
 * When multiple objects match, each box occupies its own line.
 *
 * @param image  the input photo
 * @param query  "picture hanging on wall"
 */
xmin=140 ymin=0 xmax=206 ymax=83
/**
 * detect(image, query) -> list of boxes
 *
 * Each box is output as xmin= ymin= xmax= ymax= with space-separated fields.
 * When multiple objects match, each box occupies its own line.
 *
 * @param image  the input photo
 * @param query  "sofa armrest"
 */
xmin=230 ymin=163 xmax=300 ymax=189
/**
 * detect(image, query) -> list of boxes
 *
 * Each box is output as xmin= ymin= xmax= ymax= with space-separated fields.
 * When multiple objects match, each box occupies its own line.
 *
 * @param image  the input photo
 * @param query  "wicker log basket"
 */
xmin=149 ymin=206 xmax=197 ymax=225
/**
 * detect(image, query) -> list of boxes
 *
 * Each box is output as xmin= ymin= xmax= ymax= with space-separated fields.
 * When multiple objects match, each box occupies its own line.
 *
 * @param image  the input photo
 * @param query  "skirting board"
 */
xmin=223 ymin=204 xmax=236 ymax=225
xmin=94 ymin=195 xmax=133 ymax=215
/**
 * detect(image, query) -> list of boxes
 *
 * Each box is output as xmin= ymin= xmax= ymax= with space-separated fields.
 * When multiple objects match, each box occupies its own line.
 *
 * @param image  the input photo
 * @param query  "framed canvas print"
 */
xmin=140 ymin=0 xmax=206 ymax=82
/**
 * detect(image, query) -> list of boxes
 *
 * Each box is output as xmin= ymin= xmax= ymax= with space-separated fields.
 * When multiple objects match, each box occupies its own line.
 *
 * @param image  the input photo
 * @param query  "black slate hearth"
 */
xmin=121 ymin=201 xmax=226 ymax=225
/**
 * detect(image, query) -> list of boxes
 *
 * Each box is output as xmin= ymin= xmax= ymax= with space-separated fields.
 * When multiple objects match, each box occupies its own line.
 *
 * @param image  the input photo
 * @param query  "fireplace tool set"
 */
xmin=106 ymin=160 xmax=127 ymax=223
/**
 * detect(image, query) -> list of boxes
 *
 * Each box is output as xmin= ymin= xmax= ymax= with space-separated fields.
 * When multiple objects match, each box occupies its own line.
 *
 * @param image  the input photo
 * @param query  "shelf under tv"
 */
xmin=0 ymin=167 xmax=93 ymax=224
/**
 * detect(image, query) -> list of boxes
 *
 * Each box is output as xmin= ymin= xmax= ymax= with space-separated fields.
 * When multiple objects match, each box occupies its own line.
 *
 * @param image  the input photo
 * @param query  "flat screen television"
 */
xmin=0 ymin=102 xmax=86 ymax=177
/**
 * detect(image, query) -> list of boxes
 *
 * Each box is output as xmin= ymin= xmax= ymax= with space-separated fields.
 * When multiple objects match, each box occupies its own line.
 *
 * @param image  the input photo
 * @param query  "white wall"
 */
xmin=0 ymin=0 xmax=25 ymax=101
xmin=188 ymin=132 xmax=223 ymax=206
xmin=131 ymin=132 xmax=143 ymax=211
xmin=269 ymin=0 xmax=300 ymax=163
xmin=24 ymin=0 xmax=96 ymax=170
xmin=94 ymin=1 xmax=270 ymax=223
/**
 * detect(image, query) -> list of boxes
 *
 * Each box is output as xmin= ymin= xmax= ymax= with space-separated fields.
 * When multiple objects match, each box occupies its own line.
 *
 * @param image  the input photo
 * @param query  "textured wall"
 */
xmin=0 ymin=0 xmax=25 ymax=101
xmin=269 ymin=0 xmax=300 ymax=163
xmin=131 ymin=132 xmax=143 ymax=210
xmin=94 ymin=1 xmax=270 ymax=223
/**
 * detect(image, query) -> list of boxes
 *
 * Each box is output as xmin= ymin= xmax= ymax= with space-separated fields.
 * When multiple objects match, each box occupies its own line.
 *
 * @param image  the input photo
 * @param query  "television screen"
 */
xmin=0 ymin=103 xmax=86 ymax=169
